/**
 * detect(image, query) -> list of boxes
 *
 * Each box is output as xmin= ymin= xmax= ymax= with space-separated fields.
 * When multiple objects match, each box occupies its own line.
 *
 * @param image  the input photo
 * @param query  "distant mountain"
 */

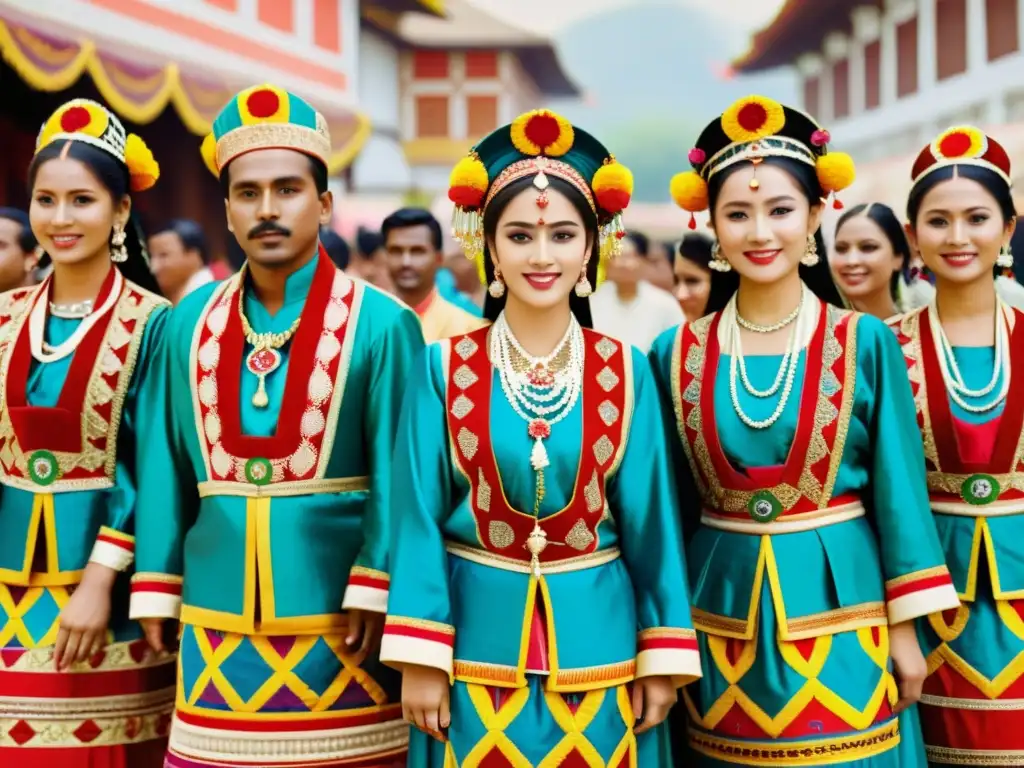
xmin=541 ymin=2 xmax=798 ymax=202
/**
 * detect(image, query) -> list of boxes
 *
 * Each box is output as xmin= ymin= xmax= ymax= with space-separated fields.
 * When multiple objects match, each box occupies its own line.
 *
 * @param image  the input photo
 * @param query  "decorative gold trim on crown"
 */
xmin=216 ymin=120 xmax=332 ymax=170
xmin=484 ymin=156 xmax=596 ymax=213
xmin=704 ymin=135 xmax=816 ymax=181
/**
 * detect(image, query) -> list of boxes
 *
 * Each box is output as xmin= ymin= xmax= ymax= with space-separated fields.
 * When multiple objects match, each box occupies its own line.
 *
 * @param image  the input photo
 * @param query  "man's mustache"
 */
xmin=248 ymin=221 xmax=292 ymax=239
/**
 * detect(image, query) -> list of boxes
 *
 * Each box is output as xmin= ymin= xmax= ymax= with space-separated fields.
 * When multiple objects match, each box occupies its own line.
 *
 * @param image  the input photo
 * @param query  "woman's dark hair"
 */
xmin=481 ymin=174 xmax=598 ymax=328
xmin=704 ymin=156 xmax=843 ymax=314
xmin=907 ymin=164 xmax=1015 ymax=225
xmin=678 ymin=233 xmax=713 ymax=270
xmin=834 ymin=202 xmax=911 ymax=301
xmin=0 ymin=207 xmax=38 ymax=253
xmin=28 ymin=140 xmax=161 ymax=295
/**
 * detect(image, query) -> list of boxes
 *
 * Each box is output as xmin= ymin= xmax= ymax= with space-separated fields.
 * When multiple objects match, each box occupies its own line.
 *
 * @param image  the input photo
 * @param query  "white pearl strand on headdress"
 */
xmin=929 ymin=298 xmax=1010 ymax=414
xmin=491 ymin=311 xmax=584 ymax=471
xmin=727 ymin=286 xmax=806 ymax=430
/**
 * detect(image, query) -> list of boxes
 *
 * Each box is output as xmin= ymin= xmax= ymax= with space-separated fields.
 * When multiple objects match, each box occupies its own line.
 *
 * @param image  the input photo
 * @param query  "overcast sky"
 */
xmin=468 ymin=0 xmax=787 ymax=40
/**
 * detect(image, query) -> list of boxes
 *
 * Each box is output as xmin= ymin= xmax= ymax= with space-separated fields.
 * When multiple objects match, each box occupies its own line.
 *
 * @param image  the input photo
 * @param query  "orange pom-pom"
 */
xmin=592 ymin=159 xmax=634 ymax=214
xmin=448 ymin=154 xmax=489 ymax=209
xmin=669 ymin=170 xmax=709 ymax=212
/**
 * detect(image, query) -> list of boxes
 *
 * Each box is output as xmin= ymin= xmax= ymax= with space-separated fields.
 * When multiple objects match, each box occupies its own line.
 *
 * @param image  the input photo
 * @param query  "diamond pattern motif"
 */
xmin=597 ymin=367 xmax=620 ymax=392
xmin=593 ymin=436 xmax=614 ymax=466
xmin=451 ymin=395 xmax=474 ymax=420
xmin=598 ymin=400 xmax=620 ymax=426
xmin=453 ymin=364 xmax=479 ymax=390
xmin=595 ymin=337 xmax=617 ymax=361
xmin=455 ymin=337 xmax=479 ymax=360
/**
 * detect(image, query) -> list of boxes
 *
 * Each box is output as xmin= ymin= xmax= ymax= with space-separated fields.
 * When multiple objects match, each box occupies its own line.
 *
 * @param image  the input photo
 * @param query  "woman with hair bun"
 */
xmin=381 ymin=109 xmax=702 ymax=766
xmin=650 ymin=94 xmax=958 ymax=766
xmin=0 ymin=99 xmax=172 ymax=766
xmin=889 ymin=126 xmax=1022 ymax=765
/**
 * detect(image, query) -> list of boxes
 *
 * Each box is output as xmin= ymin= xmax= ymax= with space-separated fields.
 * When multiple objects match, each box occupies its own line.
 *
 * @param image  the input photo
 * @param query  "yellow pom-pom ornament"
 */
xmin=816 ymin=151 xmax=856 ymax=194
xmin=200 ymin=133 xmax=219 ymax=177
xmin=592 ymin=158 xmax=633 ymax=214
xmin=448 ymin=154 xmax=489 ymax=209
xmin=670 ymin=170 xmax=709 ymax=212
xmin=124 ymin=134 xmax=160 ymax=192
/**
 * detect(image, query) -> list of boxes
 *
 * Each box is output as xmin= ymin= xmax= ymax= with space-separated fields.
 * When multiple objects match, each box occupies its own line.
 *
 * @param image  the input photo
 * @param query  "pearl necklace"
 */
xmin=491 ymin=312 xmax=584 ymax=577
xmin=736 ymin=301 xmax=801 ymax=333
xmin=30 ymin=271 xmax=124 ymax=364
xmin=491 ymin=312 xmax=584 ymax=472
xmin=929 ymin=299 xmax=1010 ymax=414
xmin=726 ymin=288 xmax=805 ymax=430
xmin=49 ymin=300 xmax=94 ymax=319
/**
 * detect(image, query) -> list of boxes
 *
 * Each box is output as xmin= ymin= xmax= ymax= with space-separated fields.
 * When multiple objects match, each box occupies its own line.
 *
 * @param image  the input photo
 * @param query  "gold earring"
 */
xmin=488 ymin=266 xmax=505 ymax=298
xmin=800 ymin=234 xmax=819 ymax=267
xmin=110 ymin=226 xmax=128 ymax=263
xmin=708 ymin=241 xmax=731 ymax=272
xmin=997 ymin=244 xmax=1014 ymax=269
xmin=575 ymin=261 xmax=593 ymax=297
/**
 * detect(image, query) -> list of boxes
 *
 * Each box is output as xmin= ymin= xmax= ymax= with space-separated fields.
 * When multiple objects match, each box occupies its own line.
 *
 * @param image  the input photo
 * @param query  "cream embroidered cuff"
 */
xmin=88 ymin=527 xmax=135 ymax=571
xmin=129 ymin=572 xmax=184 ymax=620
xmin=379 ymin=616 xmax=455 ymax=676
xmin=341 ymin=566 xmax=389 ymax=613
xmin=636 ymin=628 xmax=703 ymax=688
xmin=886 ymin=566 xmax=960 ymax=625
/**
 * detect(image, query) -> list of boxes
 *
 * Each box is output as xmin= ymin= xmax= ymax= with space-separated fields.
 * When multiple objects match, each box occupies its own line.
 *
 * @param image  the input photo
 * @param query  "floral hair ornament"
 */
xmin=448 ymin=109 xmax=634 ymax=287
xmin=36 ymin=99 xmax=160 ymax=192
xmin=910 ymin=125 xmax=1012 ymax=186
xmin=669 ymin=94 xmax=856 ymax=226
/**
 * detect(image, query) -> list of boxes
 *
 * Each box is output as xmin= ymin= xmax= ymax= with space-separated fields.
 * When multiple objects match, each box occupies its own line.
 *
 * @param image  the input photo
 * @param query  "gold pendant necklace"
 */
xmin=237 ymin=285 xmax=301 ymax=408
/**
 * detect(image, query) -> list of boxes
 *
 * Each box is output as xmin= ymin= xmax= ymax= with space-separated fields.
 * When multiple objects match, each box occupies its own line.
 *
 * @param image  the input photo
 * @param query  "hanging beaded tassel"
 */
xmin=452 ymin=207 xmax=484 ymax=264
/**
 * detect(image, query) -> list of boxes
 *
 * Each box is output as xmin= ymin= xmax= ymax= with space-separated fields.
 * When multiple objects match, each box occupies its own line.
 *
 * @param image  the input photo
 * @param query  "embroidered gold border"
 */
xmin=445 ymin=540 xmax=620 ymax=574
xmin=920 ymin=693 xmax=1024 ymax=710
xmin=197 ymin=476 xmax=369 ymax=498
xmin=689 ymin=719 xmax=899 ymax=765
xmin=700 ymin=501 xmax=865 ymax=535
xmin=316 ymin=278 xmax=363 ymax=477
xmin=0 ymin=280 xmax=166 ymax=493
xmin=926 ymin=746 xmax=1024 ymax=765
xmin=885 ymin=565 xmax=949 ymax=590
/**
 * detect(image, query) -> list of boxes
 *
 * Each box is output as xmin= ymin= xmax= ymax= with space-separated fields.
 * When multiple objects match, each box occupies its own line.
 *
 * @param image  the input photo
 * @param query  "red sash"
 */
xmin=445 ymin=326 xmax=628 ymax=562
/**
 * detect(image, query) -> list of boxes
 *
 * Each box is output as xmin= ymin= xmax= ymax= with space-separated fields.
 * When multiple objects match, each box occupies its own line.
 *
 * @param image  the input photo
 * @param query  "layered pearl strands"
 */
xmin=491 ymin=312 xmax=584 ymax=472
xmin=929 ymin=298 xmax=1010 ymax=414
xmin=726 ymin=287 xmax=806 ymax=430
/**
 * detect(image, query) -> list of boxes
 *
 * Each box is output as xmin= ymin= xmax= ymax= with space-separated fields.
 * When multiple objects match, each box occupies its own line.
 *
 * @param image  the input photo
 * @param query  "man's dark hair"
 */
xmin=319 ymin=227 xmax=350 ymax=270
xmin=380 ymin=207 xmax=443 ymax=252
xmin=624 ymin=231 xmax=650 ymax=257
xmin=355 ymin=227 xmax=383 ymax=260
xmin=219 ymin=155 xmax=329 ymax=197
xmin=152 ymin=218 xmax=209 ymax=264
xmin=0 ymin=207 xmax=37 ymax=253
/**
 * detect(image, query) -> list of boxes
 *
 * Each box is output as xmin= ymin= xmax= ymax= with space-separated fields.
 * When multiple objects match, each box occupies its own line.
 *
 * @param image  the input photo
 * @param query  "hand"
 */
xmin=889 ymin=620 xmax=927 ymax=713
xmin=632 ymin=675 xmax=678 ymax=734
xmin=402 ymin=663 xmax=450 ymax=741
xmin=54 ymin=563 xmax=115 ymax=671
xmin=346 ymin=609 xmax=384 ymax=665
xmin=139 ymin=618 xmax=167 ymax=654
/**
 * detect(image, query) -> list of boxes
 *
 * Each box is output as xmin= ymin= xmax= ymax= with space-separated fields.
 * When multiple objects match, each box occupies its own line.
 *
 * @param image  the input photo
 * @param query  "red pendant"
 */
xmin=528 ymin=419 xmax=551 ymax=440
xmin=526 ymin=363 xmax=554 ymax=388
xmin=247 ymin=347 xmax=281 ymax=376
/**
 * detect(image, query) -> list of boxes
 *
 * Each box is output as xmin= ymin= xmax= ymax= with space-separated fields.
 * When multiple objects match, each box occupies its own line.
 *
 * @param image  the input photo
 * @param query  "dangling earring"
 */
xmin=997 ymin=243 xmax=1014 ymax=270
xmin=110 ymin=225 xmax=128 ymax=263
xmin=708 ymin=241 xmax=731 ymax=272
xmin=800 ymin=234 xmax=819 ymax=267
xmin=488 ymin=266 xmax=506 ymax=298
xmin=575 ymin=260 xmax=593 ymax=297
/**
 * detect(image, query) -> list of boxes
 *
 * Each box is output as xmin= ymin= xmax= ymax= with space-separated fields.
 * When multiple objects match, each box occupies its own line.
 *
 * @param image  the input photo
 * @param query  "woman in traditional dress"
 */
xmin=650 ymin=94 xmax=960 ymax=766
xmin=0 ymin=99 xmax=172 ymax=766
xmin=673 ymin=233 xmax=714 ymax=322
xmin=830 ymin=202 xmax=911 ymax=320
xmin=888 ymin=127 xmax=1021 ymax=766
xmin=380 ymin=110 xmax=702 ymax=766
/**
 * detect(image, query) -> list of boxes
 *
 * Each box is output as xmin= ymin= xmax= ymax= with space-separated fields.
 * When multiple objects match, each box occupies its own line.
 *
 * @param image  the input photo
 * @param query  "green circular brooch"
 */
xmin=961 ymin=473 xmax=999 ymax=506
xmin=747 ymin=490 xmax=783 ymax=523
xmin=28 ymin=450 xmax=59 ymax=486
xmin=244 ymin=457 xmax=273 ymax=486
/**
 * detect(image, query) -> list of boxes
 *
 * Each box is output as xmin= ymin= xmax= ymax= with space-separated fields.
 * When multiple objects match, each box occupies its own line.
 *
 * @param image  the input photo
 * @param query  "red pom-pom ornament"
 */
xmin=247 ymin=89 xmax=280 ymax=119
xmin=60 ymin=106 xmax=91 ymax=133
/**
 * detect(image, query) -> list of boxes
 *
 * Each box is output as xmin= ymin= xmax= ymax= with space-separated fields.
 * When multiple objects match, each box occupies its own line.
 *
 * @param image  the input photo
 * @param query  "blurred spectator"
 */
xmin=590 ymin=231 xmax=684 ymax=352
xmin=0 ymin=208 xmax=39 ymax=292
xmin=644 ymin=239 xmax=676 ymax=293
xmin=148 ymin=219 xmax=214 ymax=304
xmin=674 ymin=233 xmax=713 ymax=322
xmin=444 ymin=251 xmax=486 ymax=310
xmin=350 ymin=227 xmax=392 ymax=291
xmin=319 ymin=227 xmax=350 ymax=270
xmin=381 ymin=207 xmax=485 ymax=341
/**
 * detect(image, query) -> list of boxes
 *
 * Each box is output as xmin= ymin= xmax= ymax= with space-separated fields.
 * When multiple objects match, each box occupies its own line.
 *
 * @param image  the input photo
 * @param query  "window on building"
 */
xmin=864 ymin=40 xmax=881 ymax=109
xmin=416 ymin=95 xmax=449 ymax=138
xmin=987 ymin=0 xmax=1020 ymax=60
xmin=897 ymin=17 xmax=919 ymax=97
xmin=832 ymin=59 xmax=850 ymax=118
xmin=413 ymin=51 xmax=449 ymax=79
xmin=936 ymin=0 xmax=968 ymax=80
xmin=257 ymin=0 xmax=293 ymax=32
xmin=803 ymin=76 xmax=820 ymax=116
xmin=313 ymin=0 xmax=340 ymax=52
xmin=465 ymin=51 xmax=499 ymax=79
xmin=467 ymin=95 xmax=499 ymax=137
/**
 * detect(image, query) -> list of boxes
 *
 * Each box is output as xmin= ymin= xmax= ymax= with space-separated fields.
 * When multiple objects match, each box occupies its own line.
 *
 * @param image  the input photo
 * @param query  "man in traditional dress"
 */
xmin=129 ymin=84 xmax=423 ymax=768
